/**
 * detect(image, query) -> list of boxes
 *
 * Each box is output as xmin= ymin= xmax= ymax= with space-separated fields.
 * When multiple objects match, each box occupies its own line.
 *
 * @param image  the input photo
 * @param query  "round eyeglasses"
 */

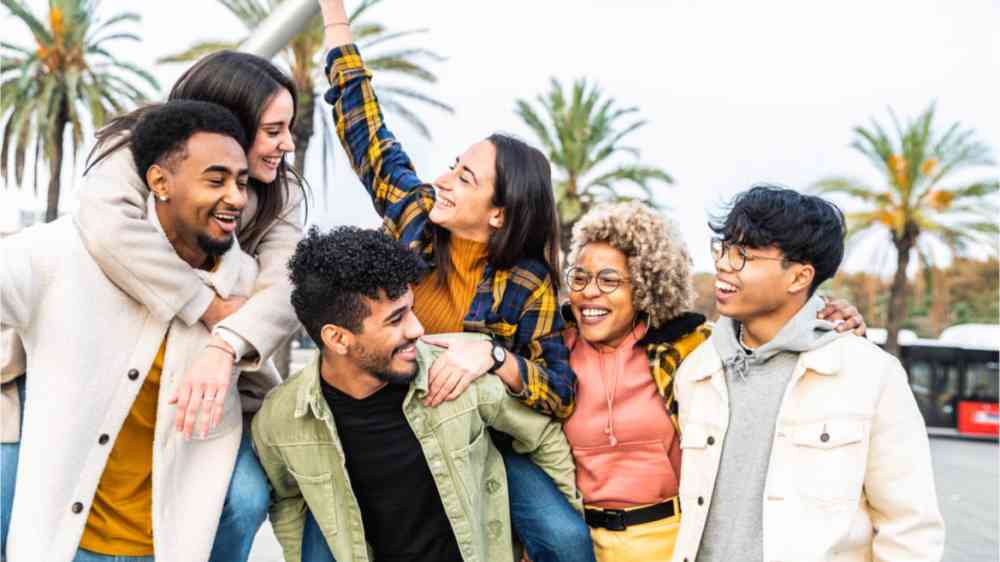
xmin=566 ymin=267 xmax=628 ymax=294
xmin=710 ymin=238 xmax=786 ymax=272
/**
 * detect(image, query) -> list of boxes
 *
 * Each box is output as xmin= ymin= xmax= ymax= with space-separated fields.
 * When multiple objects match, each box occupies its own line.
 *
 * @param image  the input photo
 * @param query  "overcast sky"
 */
xmin=5 ymin=0 xmax=999 ymax=272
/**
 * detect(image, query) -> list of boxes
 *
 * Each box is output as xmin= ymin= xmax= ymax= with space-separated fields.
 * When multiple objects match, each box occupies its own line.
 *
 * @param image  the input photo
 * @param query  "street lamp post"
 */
xmin=240 ymin=0 xmax=320 ymax=59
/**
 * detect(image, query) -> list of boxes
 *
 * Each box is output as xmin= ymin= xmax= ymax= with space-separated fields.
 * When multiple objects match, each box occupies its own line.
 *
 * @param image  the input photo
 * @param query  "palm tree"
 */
xmin=815 ymin=103 xmax=998 ymax=356
xmin=515 ymin=77 xmax=673 ymax=252
xmin=159 ymin=0 xmax=452 ymax=178
xmin=1 ymin=0 xmax=159 ymax=221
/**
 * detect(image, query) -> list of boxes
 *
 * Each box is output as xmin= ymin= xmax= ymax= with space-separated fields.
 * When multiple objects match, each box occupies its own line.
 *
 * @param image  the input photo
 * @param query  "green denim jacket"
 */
xmin=251 ymin=334 xmax=582 ymax=562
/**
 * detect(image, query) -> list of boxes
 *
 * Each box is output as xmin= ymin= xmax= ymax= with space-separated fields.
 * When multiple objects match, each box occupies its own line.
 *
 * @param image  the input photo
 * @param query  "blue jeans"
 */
xmin=301 ymin=510 xmax=337 ymax=562
xmin=0 ymin=378 xmax=25 ymax=562
xmin=501 ymin=444 xmax=596 ymax=562
xmin=72 ymin=548 xmax=153 ymax=562
xmin=209 ymin=417 xmax=271 ymax=562
xmin=0 ymin=383 xmax=269 ymax=562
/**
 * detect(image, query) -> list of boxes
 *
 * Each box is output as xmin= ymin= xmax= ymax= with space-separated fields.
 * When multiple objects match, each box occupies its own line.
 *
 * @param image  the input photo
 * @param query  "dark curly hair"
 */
xmin=289 ymin=226 xmax=427 ymax=344
xmin=710 ymin=184 xmax=846 ymax=294
xmin=130 ymin=100 xmax=248 ymax=184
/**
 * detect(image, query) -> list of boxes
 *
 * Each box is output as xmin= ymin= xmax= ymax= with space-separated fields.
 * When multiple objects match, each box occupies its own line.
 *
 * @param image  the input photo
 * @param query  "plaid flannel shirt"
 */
xmin=324 ymin=45 xmax=575 ymax=418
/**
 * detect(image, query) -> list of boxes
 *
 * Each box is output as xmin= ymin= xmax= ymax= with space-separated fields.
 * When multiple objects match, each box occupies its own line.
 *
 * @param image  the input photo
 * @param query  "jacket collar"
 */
xmin=294 ymin=354 xmax=325 ymax=419
xmin=146 ymin=195 xmax=244 ymax=298
xmin=559 ymin=302 xmax=706 ymax=349
xmin=683 ymin=332 xmax=845 ymax=382
xmin=293 ymin=335 xmax=486 ymax=418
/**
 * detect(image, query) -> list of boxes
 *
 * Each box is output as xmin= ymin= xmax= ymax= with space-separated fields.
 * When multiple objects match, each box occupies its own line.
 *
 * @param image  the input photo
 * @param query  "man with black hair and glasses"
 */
xmin=252 ymin=226 xmax=580 ymax=562
xmin=670 ymin=185 xmax=944 ymax=562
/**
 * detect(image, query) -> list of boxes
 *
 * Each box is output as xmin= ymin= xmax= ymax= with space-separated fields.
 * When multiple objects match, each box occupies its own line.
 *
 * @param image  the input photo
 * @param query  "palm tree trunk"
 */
xmin=886 ymin=233 xmax=915 ymax=357
xmin=292 ymin=91 xmax=316 ymax=175
xmin=45 ymin=104 xmax=69 ymax=222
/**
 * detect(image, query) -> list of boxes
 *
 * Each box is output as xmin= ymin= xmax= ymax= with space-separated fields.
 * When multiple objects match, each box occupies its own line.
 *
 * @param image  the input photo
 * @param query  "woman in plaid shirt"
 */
xmin=317 ymin=1 xmax=594 ymax=560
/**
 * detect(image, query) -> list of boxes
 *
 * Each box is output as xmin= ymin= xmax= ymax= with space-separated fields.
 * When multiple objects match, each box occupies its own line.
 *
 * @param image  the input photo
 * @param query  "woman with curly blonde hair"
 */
xmin=561 ymin=201 xmax=707 ymax=561
xmin=561 ymin=201 xmax=864 ymax=561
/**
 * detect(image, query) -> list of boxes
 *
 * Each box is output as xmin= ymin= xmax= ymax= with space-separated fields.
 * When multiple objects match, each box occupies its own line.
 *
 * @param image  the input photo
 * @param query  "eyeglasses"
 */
xmin=710 ymin=239 xmax=786 ymax=272
xmin=566 ymin=267 xmax=628 ymax=294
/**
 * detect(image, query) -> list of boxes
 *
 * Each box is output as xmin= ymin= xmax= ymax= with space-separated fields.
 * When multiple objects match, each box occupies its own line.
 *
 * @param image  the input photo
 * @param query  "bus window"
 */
xmin=909 ymin=360 xmax=936 ymax=425
xmin=964 ymin=361 xmax=999 ymax=402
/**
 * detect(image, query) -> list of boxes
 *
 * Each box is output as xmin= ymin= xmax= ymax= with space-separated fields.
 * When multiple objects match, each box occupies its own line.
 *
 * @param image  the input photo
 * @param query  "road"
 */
xmin=249 ymin=436 xmax=999 ymax=561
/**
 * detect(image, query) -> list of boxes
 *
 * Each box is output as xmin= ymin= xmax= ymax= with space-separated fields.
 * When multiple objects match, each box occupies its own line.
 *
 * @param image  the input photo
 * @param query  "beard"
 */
xmin=197 ymin=232 xmax=235 ymax=257
xmin=352 ymin=339 xmax=418 ymax=385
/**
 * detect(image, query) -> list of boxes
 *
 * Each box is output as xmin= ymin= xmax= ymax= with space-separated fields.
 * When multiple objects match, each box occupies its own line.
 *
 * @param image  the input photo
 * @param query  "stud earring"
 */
xmin=158 ymin=194 xmax=169 ymax=202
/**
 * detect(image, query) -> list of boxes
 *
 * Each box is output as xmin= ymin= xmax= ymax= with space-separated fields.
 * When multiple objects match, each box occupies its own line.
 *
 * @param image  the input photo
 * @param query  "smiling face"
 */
xmin=148 ymin=132 xmax=249 ymax=267
xmin=428 ymin=140 xmax=504 ymax=241
xmin=713 ymin=242 xmax=810 ymax=322
xmin=568 ymin=242 xmax=639 ymax=349
xmin=348 ymin=288 xmax=426 ymax=384
xmin=246 ymin=88 xmax=295 ymax=183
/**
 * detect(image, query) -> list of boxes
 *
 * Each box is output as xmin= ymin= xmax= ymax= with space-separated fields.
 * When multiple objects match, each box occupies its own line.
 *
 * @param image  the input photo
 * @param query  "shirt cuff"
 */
xmin=324 ymin=44 xmax=367 ymax=80
xmin=212 ymin=327 xmax=252 ymax=363
xmin=179 ymin=285 xmax=215 ymax=327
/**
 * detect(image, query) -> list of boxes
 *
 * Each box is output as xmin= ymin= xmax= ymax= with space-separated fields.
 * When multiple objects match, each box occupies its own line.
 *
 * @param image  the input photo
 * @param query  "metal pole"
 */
xmin=240 ymin=0 xmax=320 ymax=59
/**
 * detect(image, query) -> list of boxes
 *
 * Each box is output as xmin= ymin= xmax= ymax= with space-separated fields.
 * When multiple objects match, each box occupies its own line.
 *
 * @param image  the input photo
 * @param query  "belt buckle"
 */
xmin=604 ymin=508 xmax=627 ymax=531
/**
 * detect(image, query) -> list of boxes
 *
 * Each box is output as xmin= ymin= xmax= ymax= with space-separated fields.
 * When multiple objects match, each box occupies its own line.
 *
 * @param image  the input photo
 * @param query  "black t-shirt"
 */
xmin=321 ymin=379 xmax=463 ymax=562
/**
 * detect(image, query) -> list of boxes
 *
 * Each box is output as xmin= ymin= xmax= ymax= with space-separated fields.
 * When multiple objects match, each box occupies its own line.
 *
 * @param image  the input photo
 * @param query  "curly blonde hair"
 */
xmin=567 ymin=201 xmax=695 ymax=328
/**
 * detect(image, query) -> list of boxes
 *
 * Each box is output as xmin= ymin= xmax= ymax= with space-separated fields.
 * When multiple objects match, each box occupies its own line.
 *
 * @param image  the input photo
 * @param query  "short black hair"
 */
xmin=288 ymin=226 xmax=427 ymax=344
xmin=710 ymin=184 xmax=846 ymax=294
xmin=130 ymin=99 xmax=249 ymax=184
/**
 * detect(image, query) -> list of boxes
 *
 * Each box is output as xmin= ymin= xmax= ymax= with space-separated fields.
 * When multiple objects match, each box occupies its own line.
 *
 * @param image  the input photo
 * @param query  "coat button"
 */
xmin=697 ymin=496 xmax=704 ymax=505
xmin=127 ymin=369 xmax=140 ymax=380
xmin=707 ymin=436 xmax=715 ymax=446
xmin=98 ymin=434 xmax=110 ymax=445
xmin=820 ymin=432 xmax=830 ymax=443
xmin=71 ymin=502 xmax=84 ymax=514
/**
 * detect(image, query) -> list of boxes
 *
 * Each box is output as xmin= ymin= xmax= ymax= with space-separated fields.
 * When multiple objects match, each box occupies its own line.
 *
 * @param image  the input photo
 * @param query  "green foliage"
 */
xmin=1 ymin=0 xmax=158 ymax=219
xmin=515 ymin=77 xmax=672 ymax=249
xmin=158 ymin=0 xmax=452 ymax=186
xmin=814 ymin=103 xmax=999 ymax=254
xmin=814 ymin=102 xmax=998 ymax=352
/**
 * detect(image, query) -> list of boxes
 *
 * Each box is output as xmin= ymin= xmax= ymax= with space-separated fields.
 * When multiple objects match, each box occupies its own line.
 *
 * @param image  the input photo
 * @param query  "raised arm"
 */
xmin=320 ymin=0 xmax=430 ymax=230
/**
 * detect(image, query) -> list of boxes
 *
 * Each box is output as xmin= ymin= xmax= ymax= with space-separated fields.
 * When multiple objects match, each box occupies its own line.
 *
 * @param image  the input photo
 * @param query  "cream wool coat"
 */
xmin=0 ymin=214 xmax=279 ymax=562
xmin=1 ymin=144 xmax=302 ymax=442
xmin=671 ymin=333 xmax=945 ymax=562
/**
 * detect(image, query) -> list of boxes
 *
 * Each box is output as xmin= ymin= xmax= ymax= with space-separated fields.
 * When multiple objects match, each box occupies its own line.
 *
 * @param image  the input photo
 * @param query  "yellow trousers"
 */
xmin=588 ymin=505 xmax=680 ymax=562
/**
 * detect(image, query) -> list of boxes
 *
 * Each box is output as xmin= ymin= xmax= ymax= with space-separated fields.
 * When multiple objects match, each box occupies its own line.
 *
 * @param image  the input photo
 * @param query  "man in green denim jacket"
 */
xmin=252 ymin=226 xmax=581 ymax=562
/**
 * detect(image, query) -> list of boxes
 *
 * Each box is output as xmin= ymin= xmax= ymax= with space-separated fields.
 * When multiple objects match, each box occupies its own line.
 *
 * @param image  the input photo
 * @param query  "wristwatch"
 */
xmin=488 ymin=339 xmax=507 ymax=374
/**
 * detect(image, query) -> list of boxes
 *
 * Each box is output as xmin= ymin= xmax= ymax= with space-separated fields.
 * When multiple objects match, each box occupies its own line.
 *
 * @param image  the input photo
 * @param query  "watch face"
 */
xmin=493 ymin=344 xmax=506 ymax=362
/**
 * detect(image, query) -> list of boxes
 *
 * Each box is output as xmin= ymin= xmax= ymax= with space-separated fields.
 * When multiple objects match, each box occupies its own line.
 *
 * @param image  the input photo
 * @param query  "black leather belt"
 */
xmin=585 ymin=498 xmax=680 ymax=531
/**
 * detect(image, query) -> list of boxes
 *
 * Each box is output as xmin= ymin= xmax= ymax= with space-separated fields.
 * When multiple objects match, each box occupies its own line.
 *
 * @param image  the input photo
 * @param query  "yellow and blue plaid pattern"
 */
xmin=324 ymin=45 xmax=576 ymax=418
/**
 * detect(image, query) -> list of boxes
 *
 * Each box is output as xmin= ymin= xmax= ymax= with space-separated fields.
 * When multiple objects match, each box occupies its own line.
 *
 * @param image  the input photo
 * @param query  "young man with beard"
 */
xmin=671 ymin=186 xmax=944 ymax=562
xmin=0 ymin=100 xmax=278 ymax=562
xmin=252 ymin=226 xmax=581 ymax=562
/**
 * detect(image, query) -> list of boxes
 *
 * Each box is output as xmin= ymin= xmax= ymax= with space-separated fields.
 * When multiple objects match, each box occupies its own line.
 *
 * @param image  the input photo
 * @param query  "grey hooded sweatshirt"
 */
xmin=696 ymin=295 xmax=845 ymax=562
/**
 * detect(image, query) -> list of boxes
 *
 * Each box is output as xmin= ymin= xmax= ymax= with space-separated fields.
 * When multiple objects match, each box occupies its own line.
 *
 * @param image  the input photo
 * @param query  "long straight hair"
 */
xmin=431 ymin=133 xmax=561 ymax=290
xmin=87 ymin=51 xmax=307 ymax=245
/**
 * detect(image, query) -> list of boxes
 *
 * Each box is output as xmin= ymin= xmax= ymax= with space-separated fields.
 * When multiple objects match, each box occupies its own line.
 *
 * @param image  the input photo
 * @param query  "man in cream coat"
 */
xmin=0 ymin=100 xmax=279 ymax=562
xmin=671 ymin=186 xmax=944 ymax=562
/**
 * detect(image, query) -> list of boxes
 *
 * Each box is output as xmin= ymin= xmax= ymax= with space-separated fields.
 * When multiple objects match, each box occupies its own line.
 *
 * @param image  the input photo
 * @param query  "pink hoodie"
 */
xmin=563 ymin=324 xmax=682 ymax=509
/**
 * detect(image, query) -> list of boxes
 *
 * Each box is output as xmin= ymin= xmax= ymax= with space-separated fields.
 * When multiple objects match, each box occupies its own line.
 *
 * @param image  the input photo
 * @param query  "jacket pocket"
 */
xmin=678 ymin=423 xmax=710 ymax=496
xmin=789 ymin=419 xmax=868 ymax=505
xmin=451 ymin=424 xmax=489 ymax=518
xmin=287 ymin=466 xmax=338 ymax=534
